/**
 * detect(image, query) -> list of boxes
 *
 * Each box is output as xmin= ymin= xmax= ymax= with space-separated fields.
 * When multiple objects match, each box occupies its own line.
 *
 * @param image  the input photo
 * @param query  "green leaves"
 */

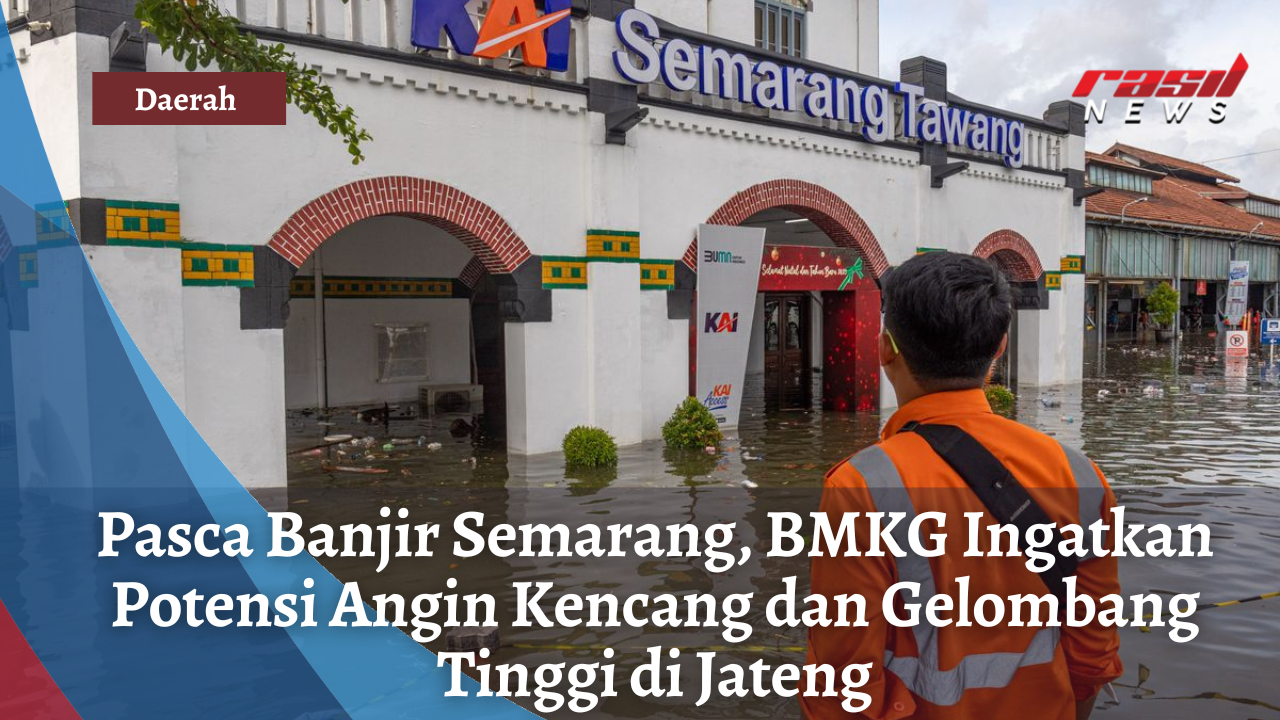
xmin=661 ymin=397 xmax=723 ymax=450
xmin=562 ymin=426 xmax=619 ymax=468
xmin=134 ymin=0 xmax=372 ymax=163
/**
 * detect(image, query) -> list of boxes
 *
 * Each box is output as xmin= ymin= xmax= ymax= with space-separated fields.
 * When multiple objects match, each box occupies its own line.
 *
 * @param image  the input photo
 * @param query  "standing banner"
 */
xmin=1226 ymin=260 xmax=1249 ymax=326
xmin=696 ymin=224 xmax=765 ymax=427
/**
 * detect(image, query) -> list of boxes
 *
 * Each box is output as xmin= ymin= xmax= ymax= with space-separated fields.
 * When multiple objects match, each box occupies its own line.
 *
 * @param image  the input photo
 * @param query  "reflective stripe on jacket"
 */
xmin=802 ymin=389 xmax=1123 ymax=720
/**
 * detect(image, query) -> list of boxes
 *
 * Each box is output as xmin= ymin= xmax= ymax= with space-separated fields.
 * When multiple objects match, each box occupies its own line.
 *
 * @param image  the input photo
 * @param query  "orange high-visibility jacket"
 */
xmin=803 ymin=389 xmax=1122 ymax=720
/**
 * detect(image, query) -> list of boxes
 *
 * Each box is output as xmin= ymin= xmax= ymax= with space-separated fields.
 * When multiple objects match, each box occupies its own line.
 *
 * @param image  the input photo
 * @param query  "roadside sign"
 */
xmin=1225 ymin=260 xmax=1249 ymax=326
xmin=1225 ymin=329 xmax=1249 ymax=357
xmin=1263 ymin=318 xmax=1280 ymax=346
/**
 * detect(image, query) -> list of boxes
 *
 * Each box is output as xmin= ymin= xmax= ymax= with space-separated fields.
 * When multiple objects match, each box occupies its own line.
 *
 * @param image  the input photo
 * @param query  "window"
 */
xmin=1087 ymin=163 xmax=1153 ymax=194
xmin=755 ymin=0 xmax=805 ymax=58
xmin=1245 ymin=198 xmax=1280 ymax=219
xmin=376 ymin=324 xmax=430 ymax=382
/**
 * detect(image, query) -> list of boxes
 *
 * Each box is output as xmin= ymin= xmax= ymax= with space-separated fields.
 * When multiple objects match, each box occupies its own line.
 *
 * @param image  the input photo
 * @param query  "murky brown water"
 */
xmin=288 ymin=331 xmax=1280 ymax=719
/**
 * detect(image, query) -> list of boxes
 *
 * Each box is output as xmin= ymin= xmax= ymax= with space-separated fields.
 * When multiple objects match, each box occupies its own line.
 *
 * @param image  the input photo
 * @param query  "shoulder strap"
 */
xmin=901 ymin=421 xmax=1078 ymax=603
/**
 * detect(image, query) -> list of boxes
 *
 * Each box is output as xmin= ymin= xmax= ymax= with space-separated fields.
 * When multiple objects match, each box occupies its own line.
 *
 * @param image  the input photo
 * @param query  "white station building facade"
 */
xmin=10 ymin=0 xmax=1088 ymax=488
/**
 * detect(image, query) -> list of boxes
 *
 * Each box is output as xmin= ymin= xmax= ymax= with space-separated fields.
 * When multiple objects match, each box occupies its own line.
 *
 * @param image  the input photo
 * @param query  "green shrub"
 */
xmin=984 ymin=384 xmax=1016 ymax=414
xmin=662 ymin=397 xmax=723 ymax=450
xmin=562 ymin=426 xmax=618 ymax=468
xmin=1146 ymin=281 xmax=1179 ymax=329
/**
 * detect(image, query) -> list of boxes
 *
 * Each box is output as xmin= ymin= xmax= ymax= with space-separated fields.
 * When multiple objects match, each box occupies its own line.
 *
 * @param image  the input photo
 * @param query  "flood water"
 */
xmin=288 ymin=331 xmax=1280 ymax=719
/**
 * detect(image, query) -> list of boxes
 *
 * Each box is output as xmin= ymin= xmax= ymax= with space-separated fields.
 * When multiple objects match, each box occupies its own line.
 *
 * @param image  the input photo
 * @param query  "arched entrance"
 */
xmin=972 ymin=229 xmax=1043 ymax=283
xmin=692 ymin=180 xmax=887 ymax=413
xmin=684 ymin=179 xmax=890 ymax=276
xmin=270 ymin=178 xmax=534 ymax=477
xmin=973 ymin=229 xmax=1043 ymax=387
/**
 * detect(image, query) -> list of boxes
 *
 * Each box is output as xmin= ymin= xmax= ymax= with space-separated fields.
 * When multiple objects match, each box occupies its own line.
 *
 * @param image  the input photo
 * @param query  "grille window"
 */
xmin=755 ymin=0 xmax=805 ymax=58
xmin=376 ymin=324 xmax=431 ymax=382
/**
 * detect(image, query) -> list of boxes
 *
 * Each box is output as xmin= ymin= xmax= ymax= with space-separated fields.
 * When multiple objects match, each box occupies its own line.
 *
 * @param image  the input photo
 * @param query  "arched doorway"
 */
xmin=270 ymin=178 xmax=533 ymax=478
xmin=693 ymin=180 xmax=887 ymax=413
xmin=973 ymin=229 xmax=1043 ymax=387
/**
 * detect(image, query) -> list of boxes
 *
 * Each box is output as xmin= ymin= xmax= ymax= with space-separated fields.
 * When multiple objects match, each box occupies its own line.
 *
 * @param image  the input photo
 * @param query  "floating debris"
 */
xmin=1097 ymin=390 xmax=1111 ymax=398
xmin=427 ymin=442 xmax=443 ymax=451
xmin=739 ymin=479 xmax=759 ymax=489
xmin=323 ymin=434 xmax=352 ymax=443
xmin=322 ymin=461 xmax=389 ymax=475
xmin=1040 ymin=396 xmax=1061 ymax=408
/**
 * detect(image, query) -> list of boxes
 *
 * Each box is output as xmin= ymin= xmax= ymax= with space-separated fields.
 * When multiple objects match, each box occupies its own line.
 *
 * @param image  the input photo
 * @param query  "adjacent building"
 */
xmin=8 ymin=0 xmax=1087 ymax=488
xmin=1084 ymin=144 xmax=1280 ymax=339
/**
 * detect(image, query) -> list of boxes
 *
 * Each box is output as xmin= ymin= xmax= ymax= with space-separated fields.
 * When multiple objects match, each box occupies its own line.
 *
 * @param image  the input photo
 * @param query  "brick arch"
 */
xmin=267 ymin=177 xmax=531 ymax=272
xmin=683 ymin=179 xmax=889 ymax=278
xmin=972 ymin=229 xmax=1043 ymax=283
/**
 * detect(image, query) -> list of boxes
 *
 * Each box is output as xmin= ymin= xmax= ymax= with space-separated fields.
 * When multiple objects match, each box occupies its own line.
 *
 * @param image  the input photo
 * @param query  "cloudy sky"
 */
xmin=879 ymin=0 xmax=1280 ymax=194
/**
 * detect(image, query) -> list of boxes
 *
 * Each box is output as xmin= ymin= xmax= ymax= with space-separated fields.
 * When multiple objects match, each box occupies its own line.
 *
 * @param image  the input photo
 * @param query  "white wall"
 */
xmin=286 ymin=298 xmax=471 ymax=409
xmin=639 ymin=0 xmax=876 ymax=74
xmin=284 ymin=217 xmax=477 ymax=409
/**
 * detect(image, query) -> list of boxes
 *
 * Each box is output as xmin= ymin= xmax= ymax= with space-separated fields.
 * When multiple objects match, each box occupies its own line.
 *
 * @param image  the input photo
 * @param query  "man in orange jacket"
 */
xmin=803 ymin=252 xmax=1122 ymax=720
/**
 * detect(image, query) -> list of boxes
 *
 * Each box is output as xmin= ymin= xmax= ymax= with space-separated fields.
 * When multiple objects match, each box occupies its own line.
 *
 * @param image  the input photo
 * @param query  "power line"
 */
xmin=1198 ymin=148 xmax=1280 ymax=164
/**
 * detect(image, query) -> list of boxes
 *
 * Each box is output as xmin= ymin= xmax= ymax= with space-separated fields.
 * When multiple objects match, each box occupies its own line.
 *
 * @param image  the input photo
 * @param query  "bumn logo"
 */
xmin=704 ymin=312 xmax=739 ymax=333
xmin=1072 ymin=54 xmax=1248 ymax=125
xmin=704 ymin=384 xmax=732 ymax=412
xmin=411 ymin=0 xmax=571 ymax=72
xmin=703 ymin=249 xmax=745 ymax=265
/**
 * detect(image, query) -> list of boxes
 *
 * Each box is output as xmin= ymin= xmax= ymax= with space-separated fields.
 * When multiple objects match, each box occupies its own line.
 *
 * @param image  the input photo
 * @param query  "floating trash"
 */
xmin=427 ymin=442 xmax=443 ymax=451
xmin=1040 ymin=396 xmax=1061 ymax=408
xmin=323 ymin=434 xmax=352 ymax=443
xmin=739 ymin=479 xmax=759 ymax=489
xmin=1097 ymin=390 xmax=1111 ymax=398
xmin=1191 ymin=382 xmax=1208 ymax=394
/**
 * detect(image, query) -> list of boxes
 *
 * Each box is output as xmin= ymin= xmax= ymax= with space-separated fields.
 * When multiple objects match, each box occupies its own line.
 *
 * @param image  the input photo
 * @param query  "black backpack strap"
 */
xmin=901 ymin=421 xmax=1079 ymax=602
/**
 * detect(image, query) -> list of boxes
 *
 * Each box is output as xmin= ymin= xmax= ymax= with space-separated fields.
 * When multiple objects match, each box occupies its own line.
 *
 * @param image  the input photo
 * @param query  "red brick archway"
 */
xmin=683 ymin=179 xmax=889 ymax=278
xmin=973 ymin=229 xmax=1042 ymax=283
xmin=268 ymin=177 xmax=531 ymax=272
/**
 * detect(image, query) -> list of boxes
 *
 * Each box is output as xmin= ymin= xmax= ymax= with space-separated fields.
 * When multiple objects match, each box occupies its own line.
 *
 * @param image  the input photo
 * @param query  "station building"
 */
xmin=9 ymin=0 xmax=1087 ymax=488
xmin=1083 ymin=144 xmax=1280 ymax=339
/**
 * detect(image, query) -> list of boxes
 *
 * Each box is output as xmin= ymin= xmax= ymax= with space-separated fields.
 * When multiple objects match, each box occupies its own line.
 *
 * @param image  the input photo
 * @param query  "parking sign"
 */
xmin=1226 ymin=329 xmax=1249 ymax=357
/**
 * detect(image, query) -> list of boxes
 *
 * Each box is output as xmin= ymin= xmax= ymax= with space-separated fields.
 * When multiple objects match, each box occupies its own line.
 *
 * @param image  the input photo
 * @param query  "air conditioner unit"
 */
xmin=419 ymin=384 xmax=484 ymax=416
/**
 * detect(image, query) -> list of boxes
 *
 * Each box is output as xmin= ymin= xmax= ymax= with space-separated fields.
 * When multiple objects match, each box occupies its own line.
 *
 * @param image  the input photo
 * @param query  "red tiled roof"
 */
xmin=1086 ymin=175 xmax=1280 ymax=241
xmin=1104 ymin=143 xmax=1240 ymax=183
xmin=1084 ymin=151 xmax=1165 ymax=177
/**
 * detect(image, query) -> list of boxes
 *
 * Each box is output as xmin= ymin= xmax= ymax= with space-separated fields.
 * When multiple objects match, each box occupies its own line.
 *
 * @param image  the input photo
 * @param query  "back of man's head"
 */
xmin=883 ymin=252 xmax=1012 ymax=386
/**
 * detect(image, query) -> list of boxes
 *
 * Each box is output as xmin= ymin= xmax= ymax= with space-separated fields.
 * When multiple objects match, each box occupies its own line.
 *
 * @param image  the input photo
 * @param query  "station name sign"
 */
xmin=611 ymin=8 xmax=1027 ymax=169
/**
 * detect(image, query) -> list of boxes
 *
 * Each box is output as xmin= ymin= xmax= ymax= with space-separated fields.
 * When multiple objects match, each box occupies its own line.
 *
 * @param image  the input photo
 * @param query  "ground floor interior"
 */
xmin=1086 ymin=279 xmax=1280 ymax=343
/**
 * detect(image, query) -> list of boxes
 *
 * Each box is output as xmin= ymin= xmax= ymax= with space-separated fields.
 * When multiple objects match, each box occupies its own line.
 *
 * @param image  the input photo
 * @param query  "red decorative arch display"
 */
xmin=972 ymin=229 xmax=1043 ymax=283
xmin=684 ymin=179 xmax=890 ymax=278
xmin=267 ymin=177 xmax=530 ymax=273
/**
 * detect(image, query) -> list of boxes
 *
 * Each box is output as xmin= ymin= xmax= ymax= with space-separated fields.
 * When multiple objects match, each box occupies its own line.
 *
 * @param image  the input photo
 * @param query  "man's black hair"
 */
xmin=882 ymin=251 xmax=1012 ymax=383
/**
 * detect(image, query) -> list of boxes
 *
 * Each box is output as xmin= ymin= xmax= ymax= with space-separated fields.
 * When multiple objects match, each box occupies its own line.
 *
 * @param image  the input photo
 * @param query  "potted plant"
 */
xmin=1146 ymin=282 xmax=1180 ymax=342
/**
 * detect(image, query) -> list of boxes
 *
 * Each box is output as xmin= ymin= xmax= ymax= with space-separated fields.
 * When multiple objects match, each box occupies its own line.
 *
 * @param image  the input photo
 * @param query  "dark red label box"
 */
xmin=92 ymin=72 xmax=286 ymax=125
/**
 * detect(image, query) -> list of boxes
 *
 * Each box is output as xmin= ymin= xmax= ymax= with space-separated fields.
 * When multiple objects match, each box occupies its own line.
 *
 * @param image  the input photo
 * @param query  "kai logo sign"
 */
xmin=704 ymin=312 xmax=740 ymax=334
xmin=411 ymin=0 xmax=571 ymax=71
xmin=703 ymin=384 xmax=732 ymax=412
xmin=1072 ymin=54 xmax=1248 ymax=125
